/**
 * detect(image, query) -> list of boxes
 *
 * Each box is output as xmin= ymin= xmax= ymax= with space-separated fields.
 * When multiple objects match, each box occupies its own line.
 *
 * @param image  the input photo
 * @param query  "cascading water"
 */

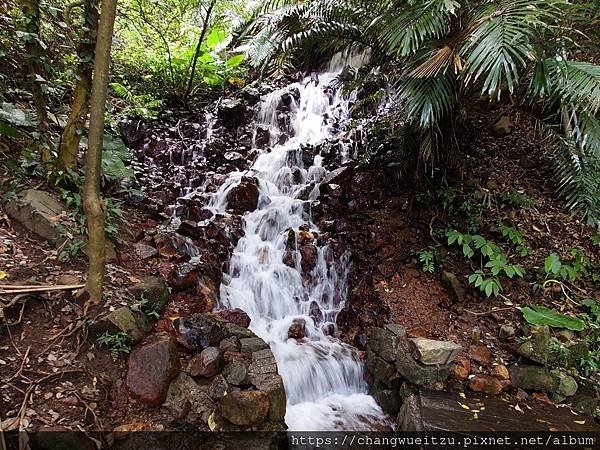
xmin=209 ymin=55 xmax=388 ymax=430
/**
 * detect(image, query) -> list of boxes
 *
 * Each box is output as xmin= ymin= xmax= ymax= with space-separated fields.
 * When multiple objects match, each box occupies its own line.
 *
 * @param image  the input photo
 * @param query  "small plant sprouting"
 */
xmin=58 ymin=239 xmax=86 ymax=262
xmin=131 ymin=294 xmax=161 ymax=320
xmin=97 ymin=331 xmax=131 ymax=361
xmin=417 ymin=248 xmax=436 ymax=273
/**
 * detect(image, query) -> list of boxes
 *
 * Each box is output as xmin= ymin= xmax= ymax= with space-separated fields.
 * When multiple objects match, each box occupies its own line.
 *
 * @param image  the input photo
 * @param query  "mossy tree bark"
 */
xmin=83 ymin=0 xmax=117 ymax=310
xmin=57 ymin=0 xmax=100 ymax=170
xmin=19 ymin=0 xmax=51 ymax=165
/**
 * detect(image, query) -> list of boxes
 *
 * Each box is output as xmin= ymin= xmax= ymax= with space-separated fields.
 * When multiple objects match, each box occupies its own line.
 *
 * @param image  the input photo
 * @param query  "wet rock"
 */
xmin=249 ymin=349 xmax=278 ymax=375
xmin=555 ymin=372 xmax=578 ymax=397
xmin=517 ymin=325 xmax=550 ymax=365
xmin=491 ymin=364 xmax=510 ymax=380
xmin=441 ymin=271 xmax=465 ymax=302
xmin=223 ymin=360 xmax=248 ymax=386
xmin=371 ymin=384 xmax=400 ymax=416
xmin=469 ymin=345 xmax=492 ymax=365
xmin=219 ymin=390 xmax=269 ymax=427
xmin=215 ymin=308 xmax=251 ymax=328
xmin=510 ymin=365 xmax=558 ymax=393
xmin=131 ymin=276 xmax=170 ymax=314
xmin=224 ymin=323 xmax=254 ymax=339
xmin=409 ymin=338 xmax=462 ymax=366
xmin=452 ymin=356 xmax=471 ymax=380
xmin=126 ymin=333 xmax=180 ymax=406
xmin=239 ymin=337 xmax=269 ymax=353
xmin=218 ymin=98 xmax=246 ymax=128
xmin=6 ymin=189 xmax=69 ymax=245
xmin=254 ymin=126 xmax=270 ymax=149
xmin=469 ymin=375 xmax=503 ymax=395
xmin=288 ymin=318 xmax=306 ymax=339
xmin=90 ymin=307 xmax=151 ymax=345
xmin=367 ymin=327 xmax=402 ymax=363
xmin=226 ymin=178 xmax=259 ymax=213
xmin=492 ymin=116 xmax=514 ymax=136
xmin=321 ymin=323 xmax=335 ymax=336
xmin=498 ymin=325 xmax=515 ymax=341
xmin=299 ymin=244 xmax=318 ymax=274
xmin=134 ymin=243 xmax=158 ymax=260
xmin=175 ymin=314 xmax=225 ymax=351
xmin=249 ymin=373 xmax=286 ymax=422
xmin=309 ymin=301 xmax=323 ymax=324
xmin=187 ymin=347 xmax=222 ymax=378
xmin=163 ymin=373 xmax=216 ymax=423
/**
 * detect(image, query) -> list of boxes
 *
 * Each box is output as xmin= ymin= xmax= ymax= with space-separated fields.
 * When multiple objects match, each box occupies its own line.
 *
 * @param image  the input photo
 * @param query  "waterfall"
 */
xmin=209 ymin=55 xmax=387 ymax=430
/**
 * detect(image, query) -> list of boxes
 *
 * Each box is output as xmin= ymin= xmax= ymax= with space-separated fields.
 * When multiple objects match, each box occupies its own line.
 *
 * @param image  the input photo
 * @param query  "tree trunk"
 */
xmin=83 ymin=0 xmax=117 ymax=310
xmin=58 ymin=0 xmax=100 ymax=170
xmin=19 ymin=0 xmax=51 ymax=165
xmin=183 ymin=0 xmax=215 ymax=104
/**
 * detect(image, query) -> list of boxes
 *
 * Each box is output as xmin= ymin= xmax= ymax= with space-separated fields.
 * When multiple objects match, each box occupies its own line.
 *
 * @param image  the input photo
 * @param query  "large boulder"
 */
xmin=163 ymin=373 xmax=226 ymax=423
xmin=126 ymin=333 xmax=180 ymax=406
xmin=6 ymin=189 xmax=70 ymax=245
xmin=226 ymin=178 xmax=259 ymax=213
xmin=218 ymin=391 xmax=270 ymax=427
xmin=510 ymin=365 xmax=558 ymax=393
xmin=409 ymin=338 xmax=462 ymax=365
xmin=130 ymin=276 xmax=170 ymax=314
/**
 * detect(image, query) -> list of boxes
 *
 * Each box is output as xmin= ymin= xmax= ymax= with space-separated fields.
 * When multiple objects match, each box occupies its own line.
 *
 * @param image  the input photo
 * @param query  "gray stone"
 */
xmin=224 ymin=323 xmax=255 ymax=339
xmin=6 ymin=189 xmax=69 ymax=245
xmin=223 ymin=360 xmax=248 ymax=386
xmin=371 ymin=384 xmax=401 ymax=416
xmin=555 ymin=372 xmax=578 ymax=397
xmin=134 ymin=243 xmax=157 ymax=260
xmin=498 ymin=325 xmax=515 ymax=341
xmin=409 ymin=338 xmax=462 ymax=366
xmin=175 ymin=314 xmax=225 ymax=351
xmin=219 ymin=336 xmax=241 ymax=353
xmin=367 ymin=327 xmax=400 ymax=363
xmin=249 ymin=349 xmax=277 ymax=375
xmin=163 ymin=373 xmax=215 ymax=423
xmin=248 ymin=372 xmax=286 ymax=422
xmin=366 ymin=351 xmax=400 ymax=388
xmin=239 ymin=337 xmax=269 ymax=353
xmin=90 ymin=307 xmax=151 ymax=345
xmin=441 ymin=271 xmax=465 ymax=302
xmin=218 ymin=390 xmax=269 ymax=427
xmin=573 ymin=395 xmax=600 ymax=418
xmin=131 ymin=276 xmax=170 ymax=314
xmin=510 ymin=365 xmax=558 ymax=393
xmin=517 ymin=325 xmax=550 ymax=365
xmin=493 ymin=116 xmax=514 ymax=136
xmin=395 ymin=343 xmax=451 ymax=386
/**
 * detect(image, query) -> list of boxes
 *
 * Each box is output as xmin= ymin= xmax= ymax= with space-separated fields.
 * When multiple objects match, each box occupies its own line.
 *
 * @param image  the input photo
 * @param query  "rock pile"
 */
xmin=365 ymin=324 xmax=461 ymax=418
xmin=125 ymin=311 xmax=286 ymax=430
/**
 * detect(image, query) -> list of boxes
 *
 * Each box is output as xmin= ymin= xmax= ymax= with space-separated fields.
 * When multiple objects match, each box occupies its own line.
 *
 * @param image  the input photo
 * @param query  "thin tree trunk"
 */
xmin=83 ymin=0 xmax=117 ymax=310
xmin=19 ymin=0 xmax=51 ymax=165
xmin=58 ymin=0 xmax=99 ymax=170
xmin=183 ymin=0 xmax=215 ymax=104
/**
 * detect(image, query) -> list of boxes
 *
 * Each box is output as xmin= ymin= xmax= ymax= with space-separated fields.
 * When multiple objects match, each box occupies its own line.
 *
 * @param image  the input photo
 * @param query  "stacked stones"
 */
xmin=365 ymin=324 xmax=461 ymax=419
xmin=125 ymin=311 xmax=286 ymax=430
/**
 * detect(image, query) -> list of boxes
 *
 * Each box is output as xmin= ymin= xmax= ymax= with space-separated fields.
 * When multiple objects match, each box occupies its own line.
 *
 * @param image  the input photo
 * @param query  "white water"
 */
xmin=210 ymin=55 xmax=387 ymax=430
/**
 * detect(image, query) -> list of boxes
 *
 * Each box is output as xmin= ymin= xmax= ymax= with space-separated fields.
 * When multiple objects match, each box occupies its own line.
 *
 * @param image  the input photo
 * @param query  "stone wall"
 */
xmin=125 ymin=311 xmax=286 ymax=431
xmin=365 ymin=324 xmax=461 ymax=421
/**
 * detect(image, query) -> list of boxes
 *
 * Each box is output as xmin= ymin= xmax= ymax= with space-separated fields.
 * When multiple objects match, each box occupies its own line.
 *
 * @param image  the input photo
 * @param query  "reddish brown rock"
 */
xmin=218 ymin=390 xmax=269 ymax=426
xmin=126 ymin=333 xmax=180 ymax=406
xmin=309 ymin=301 xmax=323 ymax=324
xmin=300 ymin=244 xmax=318 ymax=274
xmin=491 ymin=364 xmax=510 ymax=381
xmin=469 ymin=345 xmax=492 ymax=365
xmin=187 ymin=347 xmax=222 ymax=378
xmin=288 ymin=318 xmax=306 ymax=339
xmin=469 ymin=375 xmax=503 ymax=395
xmin=227 ymin=178 xmax=259 ymax=213
xmin=215 ymin=308 xmax=251 ymax=328
xmin=452 ymin=356 xmax=471 ymax=381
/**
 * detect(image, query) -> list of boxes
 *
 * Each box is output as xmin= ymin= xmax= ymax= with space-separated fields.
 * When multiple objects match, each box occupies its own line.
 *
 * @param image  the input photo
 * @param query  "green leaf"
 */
xmin=0 ymin=102 xmax=37 ymax=127
xmin=225 ymin=54 xmax=245 ymax=68
xmin=544 ymin=253 xmax=562 ymax=275
xmin=521 ymin=305 xmax=585 ymax=331
xmin=0 ymin=121 xmax=21 ymax=139
xmin=205 ymin=28 xmax=229 ymax=50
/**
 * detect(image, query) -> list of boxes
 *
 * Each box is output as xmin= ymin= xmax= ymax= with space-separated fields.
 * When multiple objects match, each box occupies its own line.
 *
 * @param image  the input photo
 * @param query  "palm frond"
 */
xmin=400 ymin=73 xmax=455 ymax=129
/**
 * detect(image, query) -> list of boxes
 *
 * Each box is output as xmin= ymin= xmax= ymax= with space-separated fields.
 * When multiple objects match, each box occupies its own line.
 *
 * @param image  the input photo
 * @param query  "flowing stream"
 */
xmin=209 ymin=56 xmax=387 ymax=430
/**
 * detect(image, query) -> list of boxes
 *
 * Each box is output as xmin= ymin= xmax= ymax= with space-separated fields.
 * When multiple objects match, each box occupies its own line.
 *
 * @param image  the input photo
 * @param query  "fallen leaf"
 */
xmin=574 ymin=420 xmax=586 ymax=425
